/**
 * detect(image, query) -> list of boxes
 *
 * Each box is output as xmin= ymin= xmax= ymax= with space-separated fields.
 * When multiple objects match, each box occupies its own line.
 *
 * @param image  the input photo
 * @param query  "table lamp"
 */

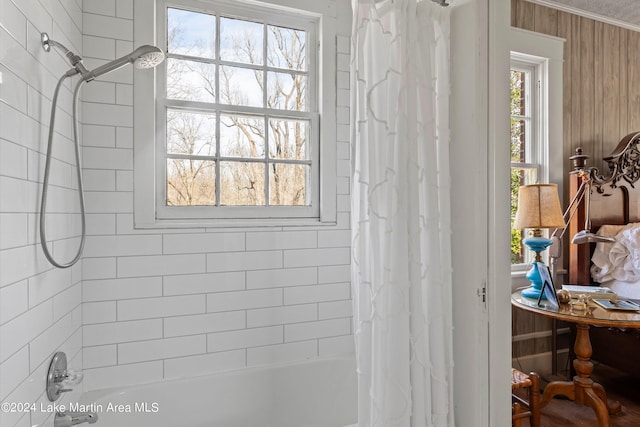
xmin=514 ymin=184 xmax=566 ymax=299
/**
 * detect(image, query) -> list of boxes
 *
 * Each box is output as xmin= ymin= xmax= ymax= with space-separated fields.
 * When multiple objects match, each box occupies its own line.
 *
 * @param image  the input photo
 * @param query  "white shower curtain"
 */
xmin=350 ymin=1 xmax=454 ymax=426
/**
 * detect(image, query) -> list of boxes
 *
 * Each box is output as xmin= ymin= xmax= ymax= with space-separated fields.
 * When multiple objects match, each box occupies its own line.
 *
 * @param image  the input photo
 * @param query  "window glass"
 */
xmin=219 ymin=17 xmax=264 ymax=65
xmin=161 ymin=5 xmax=315 ymax=213
xmin=166 ymin=59 xmax=216 ymax=102
xmin=219 ymin=65 xmax=264 ymax=107
xmin=510 ymin=66 xmax=539 ymax=266
xmin=167 ymin=8 xmax=216 ymax=58
xmin=267 ymin=25 xmax=307 ymax=71
xmin=220 ymin=114 xmax=265 ymax=159
xmin=167 ymin=159 xmax=216 ymax=206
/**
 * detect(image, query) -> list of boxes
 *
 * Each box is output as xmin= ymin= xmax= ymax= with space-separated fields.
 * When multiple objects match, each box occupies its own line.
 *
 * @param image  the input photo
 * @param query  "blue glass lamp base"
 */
xmin=521 ymin=235 xmax=553 ymax=300
xmin=521 ymin=261 xmax=546 ymax=299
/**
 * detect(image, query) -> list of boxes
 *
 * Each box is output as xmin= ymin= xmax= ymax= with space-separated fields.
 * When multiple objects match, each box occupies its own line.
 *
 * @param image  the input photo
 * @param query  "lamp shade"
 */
xmin=513 ymin=184 xmax=566 ymax=229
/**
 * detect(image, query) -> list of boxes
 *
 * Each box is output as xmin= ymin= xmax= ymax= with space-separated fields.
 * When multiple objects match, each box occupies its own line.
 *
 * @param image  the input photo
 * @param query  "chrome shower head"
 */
xmin=87 ymin=45 xmax=165 ymax=81
xmin=133 ymin=47 xmax=166 ymax=69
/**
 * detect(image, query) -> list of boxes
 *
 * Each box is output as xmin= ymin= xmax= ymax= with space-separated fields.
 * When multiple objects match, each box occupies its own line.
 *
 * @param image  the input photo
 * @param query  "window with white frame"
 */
xmin=509 ymin=28 xmax=564 ymax=273
xmin=134 ymin=0 xmax=337 ymax=227
xmin=510 ymin=59 xmax=542 ymax=267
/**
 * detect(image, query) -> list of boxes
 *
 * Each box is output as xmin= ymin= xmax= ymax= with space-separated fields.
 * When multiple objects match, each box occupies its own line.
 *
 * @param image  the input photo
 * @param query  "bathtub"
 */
xmin=78 ymin=356 xmax=357 ymax=427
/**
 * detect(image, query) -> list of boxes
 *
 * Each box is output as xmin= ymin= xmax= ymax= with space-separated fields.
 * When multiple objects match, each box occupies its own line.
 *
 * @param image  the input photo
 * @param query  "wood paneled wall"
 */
xmin=512 ymin=0 xmax=640 ymax=176
xmin=511 ymin=0 xmax=640 ymax=359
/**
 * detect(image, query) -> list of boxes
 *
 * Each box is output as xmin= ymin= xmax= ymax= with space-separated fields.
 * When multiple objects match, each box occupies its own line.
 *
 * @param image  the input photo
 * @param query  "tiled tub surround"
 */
xmin=80 ymin=356 xmax=357 ymax=427
xmin=1 ymin=0 xmax=85 ymax=426
xmin=79 ymin=0 xmax=353 ymax=392
xmin=81 ymin=239 xmax=354 ymax=390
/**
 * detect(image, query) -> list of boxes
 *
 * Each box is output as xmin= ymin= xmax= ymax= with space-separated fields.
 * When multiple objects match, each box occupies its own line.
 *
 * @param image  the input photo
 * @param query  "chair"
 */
xmin=512 ymin=368 xmax=541 ymax=427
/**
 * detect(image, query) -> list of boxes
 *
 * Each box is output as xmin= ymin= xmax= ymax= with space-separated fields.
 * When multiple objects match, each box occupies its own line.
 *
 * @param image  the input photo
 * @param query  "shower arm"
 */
xmin=41 ymin=33 xmax=92 ymax=80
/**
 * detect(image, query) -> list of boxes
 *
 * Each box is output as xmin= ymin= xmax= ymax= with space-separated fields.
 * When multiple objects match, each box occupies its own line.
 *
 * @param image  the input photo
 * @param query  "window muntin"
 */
xmin=156 ymin=2 xmax=319 ymax=219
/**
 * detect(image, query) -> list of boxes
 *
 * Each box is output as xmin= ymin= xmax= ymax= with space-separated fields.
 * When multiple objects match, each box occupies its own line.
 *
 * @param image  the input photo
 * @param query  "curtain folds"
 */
xmin=350 ymin=1 xmax=454 ymax=426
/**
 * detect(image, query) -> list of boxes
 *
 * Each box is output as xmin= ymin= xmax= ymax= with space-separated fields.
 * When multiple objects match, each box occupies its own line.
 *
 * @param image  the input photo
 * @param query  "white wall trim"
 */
xmin=525 ymin=0 xmax=640 ymax=33
xmin=488 ymin=0 xmax=512 ymax=425
xmin=509 ymin=27 xmax=564 ymax=61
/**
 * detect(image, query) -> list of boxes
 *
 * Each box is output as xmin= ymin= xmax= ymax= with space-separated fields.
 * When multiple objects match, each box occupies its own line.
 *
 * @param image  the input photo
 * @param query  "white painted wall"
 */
xmin=0 ymin=1 xmax=84 ymax=426
xmin=78 ymin=0 xmax=353 ymax=392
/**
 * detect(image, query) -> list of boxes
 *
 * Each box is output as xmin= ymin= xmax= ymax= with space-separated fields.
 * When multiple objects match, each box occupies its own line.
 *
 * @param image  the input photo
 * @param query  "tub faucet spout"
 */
xmin=54 ymin=411 xmax=98 ymax=427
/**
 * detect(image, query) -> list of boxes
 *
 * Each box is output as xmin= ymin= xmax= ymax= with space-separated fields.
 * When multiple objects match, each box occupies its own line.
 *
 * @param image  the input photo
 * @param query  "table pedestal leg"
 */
xmin=540 ymin=323 xmax=621 ymax=427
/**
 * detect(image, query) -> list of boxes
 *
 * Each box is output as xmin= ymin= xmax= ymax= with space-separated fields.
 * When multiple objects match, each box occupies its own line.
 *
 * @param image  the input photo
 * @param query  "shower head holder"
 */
xmin=41 ymin=32 xmax=51 ymax=52
xmin=41 ymin=32 xmax=90 ymax=79
xmin=41 ymin=32 xmax=75 ymax=57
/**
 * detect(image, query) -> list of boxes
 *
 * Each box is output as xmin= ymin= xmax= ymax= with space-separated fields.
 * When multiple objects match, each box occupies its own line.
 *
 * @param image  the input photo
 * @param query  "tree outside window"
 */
xmin=163 ymin=7 xmax=313 ymax=208
xmin=510 ymin=66 xmax=538 ymax=266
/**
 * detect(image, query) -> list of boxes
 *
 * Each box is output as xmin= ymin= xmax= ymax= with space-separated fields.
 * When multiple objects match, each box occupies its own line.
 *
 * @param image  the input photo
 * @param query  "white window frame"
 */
xmin=510 ymin=58 xmax=544 ymax=271
xmin=509 ymin=28 xmax=564 ymax=278
xmin=510 ymin=59 xmax=543 ymax=184
xmin=133 ymin=0 xmax=337 ymax=228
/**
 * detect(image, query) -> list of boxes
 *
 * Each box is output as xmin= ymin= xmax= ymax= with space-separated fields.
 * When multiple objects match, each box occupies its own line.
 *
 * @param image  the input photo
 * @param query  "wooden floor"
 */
xmin=523 ymin=364 xmax=640 ymax=426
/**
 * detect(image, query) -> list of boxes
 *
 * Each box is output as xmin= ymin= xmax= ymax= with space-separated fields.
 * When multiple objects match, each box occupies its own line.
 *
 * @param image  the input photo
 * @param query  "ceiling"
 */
xmin=543 ymin=0 xmax=640 ymax=29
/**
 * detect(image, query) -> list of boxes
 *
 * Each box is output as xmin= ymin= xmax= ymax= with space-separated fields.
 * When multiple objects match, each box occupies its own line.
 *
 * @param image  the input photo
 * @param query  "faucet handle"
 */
xmin=61 ymin=369 xmax=84 ymax=387
xmin=47 ymin=352 xmax=84 ymax=402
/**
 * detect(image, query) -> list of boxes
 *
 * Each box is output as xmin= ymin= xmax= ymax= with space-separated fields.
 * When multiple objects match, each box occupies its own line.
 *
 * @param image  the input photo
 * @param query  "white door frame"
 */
xmin=488 ymin=0 xmax=512 ymax=425
xmin=450 ymin=0 xmax=511 ymax=425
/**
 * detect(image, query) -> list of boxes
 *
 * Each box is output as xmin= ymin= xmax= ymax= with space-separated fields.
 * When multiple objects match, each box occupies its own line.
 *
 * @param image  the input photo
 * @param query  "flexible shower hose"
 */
xmin=39 ymin=75 xmax=86 ymax=268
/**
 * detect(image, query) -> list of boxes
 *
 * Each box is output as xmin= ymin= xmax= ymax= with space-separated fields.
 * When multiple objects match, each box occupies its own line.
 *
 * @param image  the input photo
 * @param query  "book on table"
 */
xmin=561 ymin=285 xmax=617 ymax=300
xmin=592 ymin=298 xmax=640 ymax=311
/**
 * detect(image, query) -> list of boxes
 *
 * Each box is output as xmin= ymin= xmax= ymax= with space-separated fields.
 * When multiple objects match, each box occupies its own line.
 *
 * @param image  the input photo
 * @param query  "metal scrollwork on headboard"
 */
xmin=573 ymin=132 xmax=640 ymax=193
xmin=601 ymin=131 xmax=640 ymax=188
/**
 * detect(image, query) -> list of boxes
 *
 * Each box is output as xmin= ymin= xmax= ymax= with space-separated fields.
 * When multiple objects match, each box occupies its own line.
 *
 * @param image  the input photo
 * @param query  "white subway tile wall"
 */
xmin=1 ymin=2 xmax=351 ymax=423
xmin=77 ymin=0 xmax=353 ymax=393
xmin=0 ymin=1 xmax=84 ymax=427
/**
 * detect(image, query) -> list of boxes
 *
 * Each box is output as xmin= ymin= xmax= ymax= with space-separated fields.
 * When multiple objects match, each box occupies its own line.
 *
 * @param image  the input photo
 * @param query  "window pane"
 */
xmin=167 ymin=59 xmax=216 ymax=102
xmin=269 ymin=163 xmax=309 ymax=206
xmin=511 ymin=167 xmax=538 ymax=225
xmin=168 ymin=8 xmax=216 ymax=59
xmin=267 ymin=25 xmax=306 ymax=71
xmin=167 ymin=110 xmax=216 ymax=156
xmin=267 ymin=72 xmax=306 ymax=111
xmin=167 ymin=159 xmax=216 ymax=206
xmin=511 ymin=119 xmax=526 ymax=162
xmin=220 ymin=161 xmax=265 ymax=205
xmin=219 ymin=66 xmax=263 ymax=107
xmin=511 ymin=166 xmax=538 ymax=265
xmin=220 ymin=17 xmax=263 ymax=65
xmin=268 ymin=119 xmax=308 ymax=160
xmin=220 ymin=114 xmax=265 ymax=158
xmin=510 ymin=70 xmax=525 ymax=116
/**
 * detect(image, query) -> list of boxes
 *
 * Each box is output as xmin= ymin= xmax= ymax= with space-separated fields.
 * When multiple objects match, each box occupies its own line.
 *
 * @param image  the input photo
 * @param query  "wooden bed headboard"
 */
xmin=568 ymin=131 xmax=640 ymax=285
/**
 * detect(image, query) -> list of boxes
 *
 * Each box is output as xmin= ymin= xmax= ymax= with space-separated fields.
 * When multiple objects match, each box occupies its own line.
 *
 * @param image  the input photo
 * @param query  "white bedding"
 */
xmin=602 ymin=279 xmax=640 ymax=300
xmin=591 ymin=223 xmax=640 ymax=281
xmin=591 ymin=223 xmax=640 ymax=299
